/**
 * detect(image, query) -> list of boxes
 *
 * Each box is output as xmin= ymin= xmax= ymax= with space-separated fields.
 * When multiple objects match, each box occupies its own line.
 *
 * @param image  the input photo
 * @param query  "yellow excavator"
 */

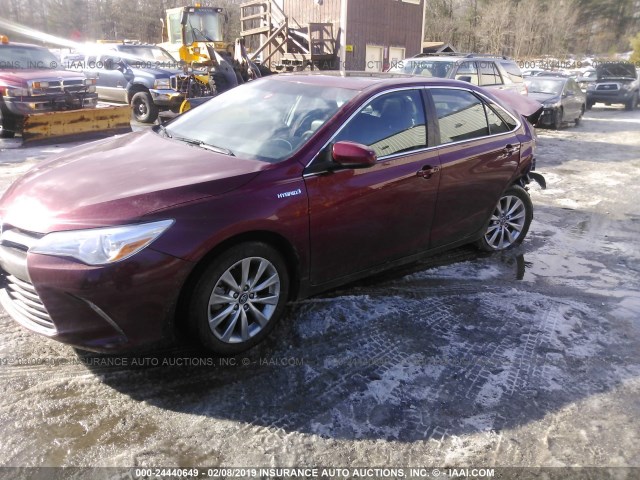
xmin=158 ymin=4 xmax=264 ymax=112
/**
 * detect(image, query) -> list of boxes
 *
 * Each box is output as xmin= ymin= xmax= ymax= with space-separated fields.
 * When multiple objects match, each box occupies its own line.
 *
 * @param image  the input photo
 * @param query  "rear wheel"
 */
xmin=575 ymin=105 xmax=585 ymax=126
xmin=131 ymin=91 xmax=159 ymax=123
xmin=477 ymin=185 xmax=533 ymax=252
xmin=188 ymin=242 xmax=290 ymax=355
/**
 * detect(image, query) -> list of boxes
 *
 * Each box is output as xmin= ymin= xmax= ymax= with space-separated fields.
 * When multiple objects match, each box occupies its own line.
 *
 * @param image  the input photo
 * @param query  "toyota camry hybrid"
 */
xmin=0 ymin=72 xmax=544 ymax=355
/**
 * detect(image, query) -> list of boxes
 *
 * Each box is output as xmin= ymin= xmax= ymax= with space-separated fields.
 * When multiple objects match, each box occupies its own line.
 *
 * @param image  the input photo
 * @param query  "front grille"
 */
xmin=3 ymin=275 xmax=55 ymax=333
xmin=43 ymin=79 xmax=88 ymax=95
xmin=0 ymin=225 xmax=56 ymax=334
xmin=596 ymin=83 xmax=620 ymax=91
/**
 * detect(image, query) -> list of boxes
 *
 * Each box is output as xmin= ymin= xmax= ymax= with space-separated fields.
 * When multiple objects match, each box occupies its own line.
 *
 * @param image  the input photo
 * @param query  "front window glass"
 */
xmin=164 ymin=79 xmax=357 ymax=163
xmin=431 ymin=89 xmax=489 ymax=144
xmin=184 ymin=10 xmax=224 ymax=43
xmin=0 ymin=46 xmax=59 ymax=70
xmin=334 ymin=90 xmax=427 ymax=157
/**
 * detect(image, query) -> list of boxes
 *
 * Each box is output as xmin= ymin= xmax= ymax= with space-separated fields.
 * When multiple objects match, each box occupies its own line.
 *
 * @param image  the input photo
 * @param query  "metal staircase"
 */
xmin=240 ymin=0 xmax=337 ymax=71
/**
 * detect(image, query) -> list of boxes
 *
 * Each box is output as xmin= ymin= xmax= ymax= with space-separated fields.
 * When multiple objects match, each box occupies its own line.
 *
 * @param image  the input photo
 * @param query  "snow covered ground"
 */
xmin=0 ymin=106 xmax=639 ymax=468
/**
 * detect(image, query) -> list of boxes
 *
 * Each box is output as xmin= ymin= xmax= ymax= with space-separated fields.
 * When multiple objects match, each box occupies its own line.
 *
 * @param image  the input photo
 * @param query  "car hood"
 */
xmin=488 ymin=89 xmax=543 ymax=124
xmin=0 ymin=131 xmax=266 ymax=233
xmin=130 ymin=65 xmax=182 ymax=77
xmin=596 ymin=63 xmax=637 ymax=80
xmin=0 ymin=69 xmax=84 ymax=84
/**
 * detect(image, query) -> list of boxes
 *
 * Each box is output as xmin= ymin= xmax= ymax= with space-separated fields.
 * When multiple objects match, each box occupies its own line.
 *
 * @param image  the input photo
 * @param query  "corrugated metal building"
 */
xmin=241 ymin=0 xmax=426 ymax=71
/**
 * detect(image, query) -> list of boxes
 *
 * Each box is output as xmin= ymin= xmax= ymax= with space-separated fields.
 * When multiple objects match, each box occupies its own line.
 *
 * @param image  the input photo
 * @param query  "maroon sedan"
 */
xmin=0 ymin=73 xmax=544 ymax=354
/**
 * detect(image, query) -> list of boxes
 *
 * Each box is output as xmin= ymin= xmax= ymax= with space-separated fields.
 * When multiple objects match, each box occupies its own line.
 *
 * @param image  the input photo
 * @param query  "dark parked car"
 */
xmin=586 ymin=62 xmax=639 ymax=111
xmin=525 ymin=76 xmax=585 ymax=129
xmin=387 ymin=53 xmax=527 ymax=95
xmin=0 ymin=73 xmax=543 ymax=355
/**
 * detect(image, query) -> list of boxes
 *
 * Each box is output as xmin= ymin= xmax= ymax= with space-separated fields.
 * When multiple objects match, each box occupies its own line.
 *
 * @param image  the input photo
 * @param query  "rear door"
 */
xmin=304 ymin=88 xmax=440 ymax=286
xmin=427 ymin=87 xmax=522 ymax=248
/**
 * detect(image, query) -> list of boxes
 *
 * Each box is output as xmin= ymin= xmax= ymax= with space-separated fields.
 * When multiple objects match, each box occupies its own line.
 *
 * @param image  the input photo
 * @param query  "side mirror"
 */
xmin=458 ymin=75 xmax=472 ymax=83
xmin=332 ymin=141 xmax=377 ymax=169
xmin=116 ymin=60 xmax=127 ymax=72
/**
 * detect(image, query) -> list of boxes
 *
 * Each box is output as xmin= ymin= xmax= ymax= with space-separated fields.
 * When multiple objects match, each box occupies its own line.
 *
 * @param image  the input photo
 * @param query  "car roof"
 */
xmin=270 ymin=71 xmax=469 ymax=91
xmin=408 ymin=54 xmax=515 ymax=63
xmin=0 ymin=42 xmax=48 ymax=50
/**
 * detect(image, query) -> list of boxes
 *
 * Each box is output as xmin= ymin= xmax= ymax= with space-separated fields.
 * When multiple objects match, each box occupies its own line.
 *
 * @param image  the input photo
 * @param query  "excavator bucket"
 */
xmin=21 ymin=105 xmax=132 ymax=146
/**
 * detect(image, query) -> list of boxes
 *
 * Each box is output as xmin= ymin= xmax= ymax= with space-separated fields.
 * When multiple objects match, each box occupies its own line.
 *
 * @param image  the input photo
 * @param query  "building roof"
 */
xmin=421 ymin=42 xmax=457 ymax=53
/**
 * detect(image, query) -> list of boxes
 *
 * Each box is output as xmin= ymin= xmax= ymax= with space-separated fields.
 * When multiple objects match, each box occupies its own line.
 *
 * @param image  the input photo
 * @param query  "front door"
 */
xmin=97 ymin=55 xmax=128 ymax=103
xmin=305 ymin=89 xmax=441 ymax=285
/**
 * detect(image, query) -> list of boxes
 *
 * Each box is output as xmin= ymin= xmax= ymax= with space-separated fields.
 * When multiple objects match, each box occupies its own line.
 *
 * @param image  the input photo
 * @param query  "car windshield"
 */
xmin=163 ymin=79 xmax=358 ymax=163
xmin=119 ymin=46 xmax=175 ymax=62
xmin=525 ymin=78 xmax=564 ymax=95
xmin=388 ymin=59 xmax=455 ymax=78
xmin=0 ymin=46 xmax=59 ymax=69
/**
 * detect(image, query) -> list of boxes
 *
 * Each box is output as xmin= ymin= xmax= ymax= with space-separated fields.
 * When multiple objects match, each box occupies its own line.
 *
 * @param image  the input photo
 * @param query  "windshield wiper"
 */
xmin=172 ymin=135 xmax=235 ymax=156
xmin=156 ymin=124 xmax=172 ymax=138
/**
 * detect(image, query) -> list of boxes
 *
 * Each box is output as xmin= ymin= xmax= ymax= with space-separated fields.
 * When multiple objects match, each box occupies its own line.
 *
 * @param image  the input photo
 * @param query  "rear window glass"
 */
xmin=500 ymin=61 xmax=524 ymax=83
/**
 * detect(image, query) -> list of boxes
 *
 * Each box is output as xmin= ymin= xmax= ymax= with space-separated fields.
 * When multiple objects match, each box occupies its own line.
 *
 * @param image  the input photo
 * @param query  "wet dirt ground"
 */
xmin=0 ymin=107 xmax=639 ymax=470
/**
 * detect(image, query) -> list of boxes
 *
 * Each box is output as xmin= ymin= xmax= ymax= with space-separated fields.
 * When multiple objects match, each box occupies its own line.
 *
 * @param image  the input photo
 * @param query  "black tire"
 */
xmin=553 ymin=108 xmax=563 ymax=130
xmin=188 ymin=242 xmax=290 ymax=355
xmin=0 ymin=103 xmax=16 ymax=138
xmin=476 ymin=185 xmax=533 ymax=252
xmin=575 ymin=105 xmax=584 ymax=126
xmin=130 ymin=91 xmax=159 ymax=123
xmin=586 ymin=100 xmax=594 ymax=110
xmin=625 ymin=92 xmax=638 ymax=111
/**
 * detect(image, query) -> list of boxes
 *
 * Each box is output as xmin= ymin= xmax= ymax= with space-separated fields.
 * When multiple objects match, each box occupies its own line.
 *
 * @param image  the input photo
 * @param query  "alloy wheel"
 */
xmin=484 ymin=195 xmax=527 ymax=250
xmin=207 ymin=257 xmax=281 ymax=343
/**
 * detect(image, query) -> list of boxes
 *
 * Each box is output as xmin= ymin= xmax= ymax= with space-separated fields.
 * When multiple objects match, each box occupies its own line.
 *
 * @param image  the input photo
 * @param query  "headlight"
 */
xmin=154 ymin=78 xmax=171 ymax=89
xmin=29 ymin=81 xmax=49 ymax=95
xmin=4 ymin=86 xmax=29 ymax=97
xmin=30 ymin=220 xmax=173 ymax=265
xmin=587 ymin=83 xmax=596 ymax=91
xmin=84 ymin=77 xmax=97 ymax=86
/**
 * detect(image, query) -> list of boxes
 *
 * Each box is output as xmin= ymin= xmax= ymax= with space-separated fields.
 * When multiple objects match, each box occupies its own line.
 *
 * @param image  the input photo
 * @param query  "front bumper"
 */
xmin=536 ymin=107 xmax=558 ymax=127
xmin=3 ymin=94 xmax=99 ymax=116
xmin=587 ymin=89 xmax=634 ymax=105
xmin=0 ymin=229 xmax=194 ymax=352
xmin=149 ymin=88 xmax=184 ymax=108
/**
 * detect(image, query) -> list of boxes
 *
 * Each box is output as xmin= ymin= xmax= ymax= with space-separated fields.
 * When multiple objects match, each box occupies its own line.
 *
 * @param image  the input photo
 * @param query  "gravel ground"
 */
xmin=0 ymin=106 xmax=639 ymax=470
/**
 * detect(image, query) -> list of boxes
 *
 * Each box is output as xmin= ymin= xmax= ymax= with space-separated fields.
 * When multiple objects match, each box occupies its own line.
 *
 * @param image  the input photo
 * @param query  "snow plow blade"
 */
xmin=21 ymin=105 xmax=132 ymax=146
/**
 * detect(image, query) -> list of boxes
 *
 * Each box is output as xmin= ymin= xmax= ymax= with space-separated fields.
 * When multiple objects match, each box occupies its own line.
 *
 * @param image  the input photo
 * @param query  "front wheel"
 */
xmin=0 ymin=105 xmax=16 ymax=138
xmin=553 ymin=108 xmax=563 ymax=130
xmin=188 ymin=242 xmax=290 ymax=355
xmin=131 ymin=91 xmax=159 ymax=123
xmin=586 ymin=100 xmax=594 ymax=111
xmin=477 ymin=185 xmax=533 ymax=252
xmin=625 ymin=92 xmax=638 ymax=111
